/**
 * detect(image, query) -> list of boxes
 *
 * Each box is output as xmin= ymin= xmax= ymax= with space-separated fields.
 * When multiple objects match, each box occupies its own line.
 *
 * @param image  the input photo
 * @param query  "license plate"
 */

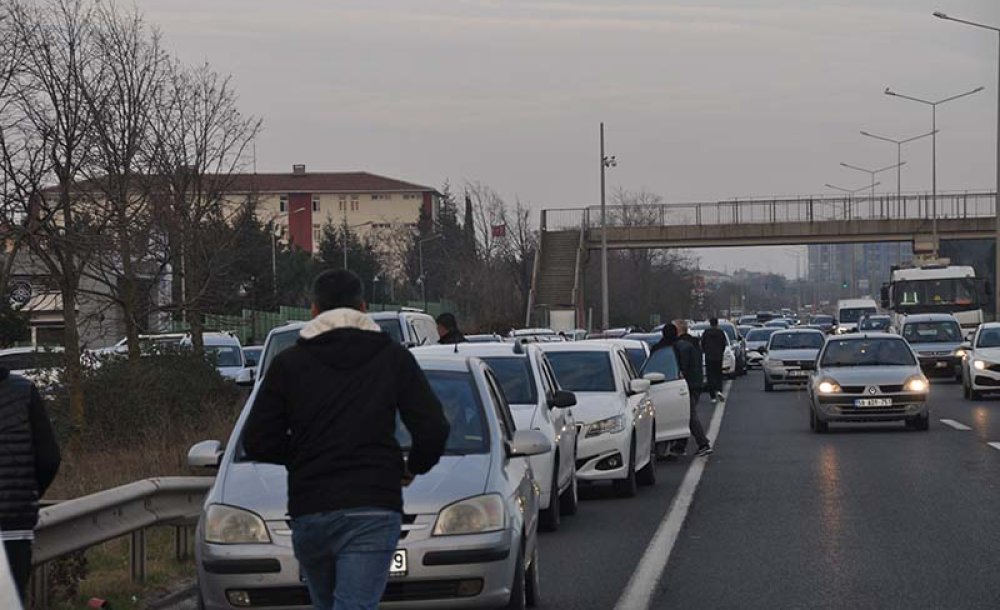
xmin=389 ymin=549 xmax=408 ymax=576
xmin=788 ymin=370 xmax=809 ymax=377
xmin=855 ymin=398 xmax=892 ymax=408
xmin=935 ymin=361 xmax=950 ymax=368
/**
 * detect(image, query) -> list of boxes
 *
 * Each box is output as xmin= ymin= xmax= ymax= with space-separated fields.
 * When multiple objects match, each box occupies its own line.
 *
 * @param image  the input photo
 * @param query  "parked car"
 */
xmin=415 ymin=342 xmax=579 ymax=532
xmin=688 ymin=325 xmax=738 ymax=378
xmin=182 ymin=332 xmax=245 ymax=380
xmin=538 ymin=342 xmax=656 ymax=497
xmin=623 ymin=332 xmax=661 ymax=348
xmin=900 ymin=313 xmax=964 ymax=380
xmin=190 ymin=324 xmax=550 ymax=609
xmin=808 ymin=334 xmax=929 ymax=432
xmin=242 ymin=346 xmax=263 ymax=369
xmin=371 ymin=309 xmax=440 ymax=347
xmin=808 ymin=314 xmax=836 ymax=334
xmin=0 ymin=346 xmax=64 ymax=393
xmin=744 ymin=327 xmax=778 ymax=369
xmin=858 ymin=314 xmax=893 ymax=333
xmin=638 ymin=344 xmax=699 ymax=458
xmin=762 ymin=329 xmax=826 ymax=391
xmin=961 ymin=322 xmax=1000 ymax=399
xmin=597 ymin=338 xmax=650 ymax=374
xmin=738 ymin=315 xmax=761 ymax=327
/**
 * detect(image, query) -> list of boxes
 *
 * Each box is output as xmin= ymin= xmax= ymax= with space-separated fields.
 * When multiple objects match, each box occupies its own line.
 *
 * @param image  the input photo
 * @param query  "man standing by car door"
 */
xmin=244 ymin=269 xmax=450 ymax=610
xmin=701 ymin=318 xmax=728 ymax=404
xmin=652 ymin=321 xmax=712 ymax=457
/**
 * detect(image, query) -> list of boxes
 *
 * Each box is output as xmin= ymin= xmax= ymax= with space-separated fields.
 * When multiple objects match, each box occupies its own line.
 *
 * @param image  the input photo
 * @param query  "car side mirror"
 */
xmin=548 ymin=390 xmax=577 ymax=409
xmin=187 ymin=440 xmax=223 ymax=469
xmin=643 ymin=372 xmax=666 ymax=385
xmin=629 ymin=378 xmax=651 ymax=395
xmin=236 ymin=367 xmax=256 ymax=387
xmin=245 ymin=357 xmax=257 ymax=367
xmin=508 ymin=430 xmax=552 ymax=457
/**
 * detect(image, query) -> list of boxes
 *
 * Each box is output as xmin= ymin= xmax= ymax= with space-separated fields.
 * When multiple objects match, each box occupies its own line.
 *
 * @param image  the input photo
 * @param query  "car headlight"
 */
xmin=974 ymin=359 xmax=988 ymax=371
xmin=204 ymin=504 xmax=271 ymax=544
xmin=953 ymin=348 xmax=967 ymax=358
xmin=816 ymin=379 xmax=841 ymax=394
xmin=433 ymin=494 xmax=505 ymax=536
xmin=904 ymin=377 xmax=929 ymax=393
xmin=586 ymin=414 xmax=626 ymax=438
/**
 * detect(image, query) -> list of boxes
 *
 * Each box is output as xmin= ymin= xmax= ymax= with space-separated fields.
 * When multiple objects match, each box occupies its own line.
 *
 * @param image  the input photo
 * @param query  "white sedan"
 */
xmin=415 ymin=343 xmax=579 ymax=532
xmin=538 ymin=342 xmax=656 ymax=498
xmin=961 ymin=322 xmax=1000 ymax=400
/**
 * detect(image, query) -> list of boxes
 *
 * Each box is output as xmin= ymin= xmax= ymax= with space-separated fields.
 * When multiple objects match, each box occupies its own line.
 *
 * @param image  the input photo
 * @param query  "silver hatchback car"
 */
xmin=189 ymin=324 xmax=551 ymax=609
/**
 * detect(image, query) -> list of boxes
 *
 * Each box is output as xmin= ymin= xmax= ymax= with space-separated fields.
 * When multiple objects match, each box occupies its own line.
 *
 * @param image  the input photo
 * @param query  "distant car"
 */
xmin=744 ymin=327 xmax=778 ymax=368
xmin=808 ymin=315 xmax=836 ymax=334
xmin=415 ymin=342 xmax=579 ymax=532
xmin=737 ymin=325 xmax=756 ymax=339
xmin=538 ymin=342 xmax=657 ymax=497
xmin=182 ymin=332 xmax=245 ymax=380
xmin=89 ymin=332 xmax=188 ymax=358
xmin=371 ymin=309 xmax=440 ymax=347
xmin=242 ymin=346 xmax=263 ymax=368
xmin=808 ymin=334 xmax=929 ymax=432
xmin=962 ymin=322 xmax=1000 ymax=399
xmin=738 ymin=316 xmax=760 ymax=327
xmin=191 ymin=326 xmax=550 ymax=609
xmin=465 ymin=334 xmax=504 ymax=343
xmin=764 ymin=320 xmax=792 ymax=329
xmin=762 ymin=329 xmax=826 ymax=391
xmin=688 ymin=325 xmax=738 ymax=379
xmin=901 ymin=313 xmax=964 ymax=380
xmin=858 ymin=314 xmax=893 ymax=333
xmin=0 ymin=346 xmax=64 ymax=394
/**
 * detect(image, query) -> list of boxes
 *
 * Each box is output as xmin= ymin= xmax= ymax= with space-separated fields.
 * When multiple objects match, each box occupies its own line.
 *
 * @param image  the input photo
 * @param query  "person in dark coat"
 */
xmin=436 ymin=312 xmax=467 ymax=345
xmin=244 ymin=269 xmax=450 ymax=610
xmin=0 ymin=366 xmax=61 ymax=602
xmin=701 ymin=317 xmax=728 ymax=403
xmin=654 ymin=321 xmax=712 ymax=457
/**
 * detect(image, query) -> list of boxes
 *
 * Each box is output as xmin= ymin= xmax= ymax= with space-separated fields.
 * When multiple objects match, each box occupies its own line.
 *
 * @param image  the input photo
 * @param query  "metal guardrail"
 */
xmin=542 ymin=191 xmax=998 ymax=232
xmin=31 ymin=476 xmax=214 ymax=608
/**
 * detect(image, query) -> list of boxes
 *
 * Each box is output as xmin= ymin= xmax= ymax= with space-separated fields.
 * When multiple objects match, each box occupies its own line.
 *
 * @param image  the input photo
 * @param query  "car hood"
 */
xmin=218 ymin=366 xmax=244 ymax=380
xmin=819 ymin=366 xmax=919 ymax=386
xmin=909 ymin=341 xmax=961 ymax=355
xmin=768 ymin=348 xmax=820 ymax=361
xmin=221 ymin=455 xmax=491 ymax=521
xmin=570 ymin=392 xmax=624 ymax=424
xmin=974 ymin=347 xmax=1000 ymax=362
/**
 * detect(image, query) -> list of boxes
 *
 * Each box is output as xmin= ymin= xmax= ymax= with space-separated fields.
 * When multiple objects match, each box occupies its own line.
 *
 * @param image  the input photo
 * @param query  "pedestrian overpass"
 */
xmin=526 ymin=191 xmax=997 ymax=326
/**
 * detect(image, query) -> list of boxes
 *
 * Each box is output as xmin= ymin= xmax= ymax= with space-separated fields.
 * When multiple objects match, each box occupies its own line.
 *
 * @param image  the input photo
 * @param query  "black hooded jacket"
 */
xmin=653 ymin=326 xmax=703 ymax=390
xmin=244 ymin=322 xmax=450 ymax=517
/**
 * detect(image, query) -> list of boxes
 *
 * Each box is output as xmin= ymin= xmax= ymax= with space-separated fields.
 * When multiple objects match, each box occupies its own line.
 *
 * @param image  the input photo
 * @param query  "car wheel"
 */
xmin=764 ymin=378 xmax=774 ymax=392
xmin=655 ymin=441 xmax=672 ymax=460
xmin=613 ymin=435 xmax=638 ymax=498
xmin=971 ymin=386 xmax=983 ymax=401
xmin=560 ymin=466 xmax=579 ymax=516
xmin=539 ymin=460 xmax=561 ymax=532
xmin=963 ymin=379 xmax=971 ymax=399
xmin=810 ymin=409 xmax=828 ymax=433
xmin=637 ymin=426 xmax=657 ymax=487
xmin=916 ymin=414 xmax=930 ymax=431
xmin=505 ymin=543 xmax=527 ymax=610
xmin=525 ymin=543 xmax=540 ymax=607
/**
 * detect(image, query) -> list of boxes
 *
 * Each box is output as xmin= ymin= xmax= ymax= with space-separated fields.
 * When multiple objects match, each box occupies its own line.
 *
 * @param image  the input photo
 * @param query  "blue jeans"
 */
xmin=291 ymin=508 xmax=402 ymax=610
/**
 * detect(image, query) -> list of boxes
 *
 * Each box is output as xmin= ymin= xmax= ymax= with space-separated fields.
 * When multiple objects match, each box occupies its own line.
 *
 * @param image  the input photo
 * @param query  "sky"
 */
xmin=133 ymin=0 xmax=999 ymax=277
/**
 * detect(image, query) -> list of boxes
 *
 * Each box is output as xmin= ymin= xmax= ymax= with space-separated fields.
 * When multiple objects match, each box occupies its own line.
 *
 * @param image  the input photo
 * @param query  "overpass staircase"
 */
xmin=526 ymin=217 xmax=585 ymax=327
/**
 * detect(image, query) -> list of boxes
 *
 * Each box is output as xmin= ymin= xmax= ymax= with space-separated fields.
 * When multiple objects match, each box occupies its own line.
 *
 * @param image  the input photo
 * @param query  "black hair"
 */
xmin=312 ymin=269 xmax=364 ymax=312
xmin=436 ymin=312 xmax=458 ymax=331
xmin=709 ymin=317 xmax=719 ymax=326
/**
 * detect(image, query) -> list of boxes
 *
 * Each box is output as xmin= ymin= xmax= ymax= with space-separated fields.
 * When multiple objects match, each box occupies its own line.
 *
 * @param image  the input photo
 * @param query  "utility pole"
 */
xmin=599 ymin=122 xmax=617 ymax=330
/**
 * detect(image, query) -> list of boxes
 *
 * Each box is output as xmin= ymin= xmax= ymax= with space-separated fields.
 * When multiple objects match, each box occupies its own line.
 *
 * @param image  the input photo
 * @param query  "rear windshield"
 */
xmin=375 ymin=319 xmax=404 ymax=343
xmin=396 ymin=371 xmax=488 ymax=455
xmin=821 ymin=338 xmax=916 ymax=367
xmin=859 ymin=317 xmax=891 ymax=331
xmin=902 ymin=321 xmax=961 ymax=343
xmin=481 ymin=357 xmax=537 ymax=405
xmin=641 ymin=347 xmax=680 ymax=380
xmin=746 ymin=328 xmax=777 ymax=342
xmin=546 ymin=351 xmax=616 ymax=392
xmin=208 ymin=346 xmax=243 ymax=368
xmin=839 ymin=307 xmax=877 ymax=323
xmin=769 ymin=332 xmax=824 ymax=350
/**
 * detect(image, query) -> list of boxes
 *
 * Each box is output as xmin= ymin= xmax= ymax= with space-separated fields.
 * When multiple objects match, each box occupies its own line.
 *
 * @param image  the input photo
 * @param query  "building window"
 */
xmin=312 ymin=196 xmax=320 ymax=212
xmin=339 ymin=200 xmax=346 ymax=212
xmin=313 ymin=224 xmax=321 ymax=244
xmin=279 ymin=195 xmax=288 ymax=213
xmin=372 ymin=194 xmax=392 ymax=201
xmin=403 ymin=193 xmax=419 ymax=200
xmin=351 ymin=198 xmax=359 ymax=212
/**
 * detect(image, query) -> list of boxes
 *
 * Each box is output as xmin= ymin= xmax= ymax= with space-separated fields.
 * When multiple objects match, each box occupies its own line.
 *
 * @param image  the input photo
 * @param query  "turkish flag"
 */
xmin=491 ymin=224 xmax=507 ymax=238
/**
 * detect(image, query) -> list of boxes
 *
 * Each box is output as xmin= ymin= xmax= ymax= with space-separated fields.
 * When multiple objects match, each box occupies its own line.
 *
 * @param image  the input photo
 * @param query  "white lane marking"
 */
xmin=613 ymin=380 xmax=731 ymax=610
xmin=988 ymin=442 xmax=1000 ymax=452
xmin=939 ymin=419 xmax=972 ymax=431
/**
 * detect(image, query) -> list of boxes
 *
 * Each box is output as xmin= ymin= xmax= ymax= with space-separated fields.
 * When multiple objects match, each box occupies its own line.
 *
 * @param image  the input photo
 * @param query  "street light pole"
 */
xmin=933 ymin=10 xmax=1000 ymax=320
xmin=884 ymin=85 xmax=984 ymax=257
xmin=599 ymin=122 xmax=617 ymax=330
xmin=859 ymin=129 xmax=937 ymax=207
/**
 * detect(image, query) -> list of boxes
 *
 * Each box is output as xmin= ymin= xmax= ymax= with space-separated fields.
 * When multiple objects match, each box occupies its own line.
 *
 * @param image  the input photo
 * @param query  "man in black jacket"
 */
xmin=244 ymin=269 xmax=450 ymax=610
xmin=701 ymin=317 xmax=728 ymax=403
xmin=653 ymin=322 xmax=712 ymax=457
xmin=436 ymin=312 xmax=467 ymax=345
xmin=0 ymin=366 xmax=61 ymax=602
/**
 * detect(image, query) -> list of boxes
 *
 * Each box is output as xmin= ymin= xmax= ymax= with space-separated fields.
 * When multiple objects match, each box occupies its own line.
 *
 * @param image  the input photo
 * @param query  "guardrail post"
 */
xmin=31 ymin=562 xmax=49 ymax=609
xmin=175 ymin=524 xmax=193 ymax=560
xmin=131 ymin=528 xmax=147 ymax=582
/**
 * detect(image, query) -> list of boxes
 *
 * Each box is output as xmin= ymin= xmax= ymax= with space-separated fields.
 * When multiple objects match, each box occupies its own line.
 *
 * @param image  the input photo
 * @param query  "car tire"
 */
xmin=505 ymin=543 xmax=527 ymax=610
xmin=539 ymin=460 xmax=561 ymax=532
xmin=963 ymin=379 xmax=971 ymax=399
xmin=810 ymin=409 xmax=828 ymax=433
xmin=637 ymin=427 xmax=657 ymax=487
xmin=654 ymin=441 xmax=671 ymax=460
xmin=971 ymin=386 xmax=983 ymax=401
xmin=560 ymin=467 xmax=579 ymax=516
xmin=916 ymin=414 xmax=930 ymax=431
xmin=525 ymin=543 xmax=540 ymax=607
xmin=764 ymin=378 xmax=774 ymax=392
xmin=613 ymin=436 xmax=638 ymax=498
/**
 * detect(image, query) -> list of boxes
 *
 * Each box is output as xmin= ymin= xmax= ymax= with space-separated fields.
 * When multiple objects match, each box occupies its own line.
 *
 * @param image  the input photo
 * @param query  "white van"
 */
xmin=835 ymin=298 xmax=879 ymax=334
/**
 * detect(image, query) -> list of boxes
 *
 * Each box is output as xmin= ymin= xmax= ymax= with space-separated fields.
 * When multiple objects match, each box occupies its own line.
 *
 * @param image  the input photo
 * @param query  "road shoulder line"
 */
xmin=940 ymin=419 xmax=972 ymax=431
xmin=988 ymin=442 xmax=1000 ymax=452
xmin=613 ymin=380 xmax=731 ymax=610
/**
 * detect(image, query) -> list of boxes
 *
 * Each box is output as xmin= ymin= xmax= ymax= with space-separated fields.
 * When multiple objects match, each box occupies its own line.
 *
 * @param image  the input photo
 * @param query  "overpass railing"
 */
xmin=542 ymin=191 xmax=997 ymax=232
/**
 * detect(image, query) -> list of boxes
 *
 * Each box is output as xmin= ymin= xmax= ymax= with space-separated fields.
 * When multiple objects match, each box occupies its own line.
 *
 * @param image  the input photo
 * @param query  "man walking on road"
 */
xmin=701 ymin=317 xmax=728 ymax=404
xmin=0 ymin=364 xmax=61 ymax=603
xmin=436 ymin=312 xmax=467 ymax=345
xmin=653 ymin=320 xmax=712 ymax=457
xmin=244 ymin=269 xmax=451 ymax=610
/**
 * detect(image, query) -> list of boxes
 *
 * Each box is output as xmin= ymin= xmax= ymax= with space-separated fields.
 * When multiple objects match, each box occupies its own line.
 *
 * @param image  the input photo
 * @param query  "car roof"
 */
xmin=902 ymin=313 xmax=960 ymax=323
xmin=414 ymin=343 xmax=532 ymax=358
xmin=826 ymin=332 xmax=904 ymax=340
xmin=588 ymin=338 xmax=648 ymax=349
xmin=771 ymin=328 xmax=824 ymax=335
xmin=411 ymin=353 xmax=477 ymax=373
xmin=536 ymin=341 xmax=616 ymax=353
xmin=0 ymin=345 xmax=65 ymax=355
xmin=370 ymin=310 xmax=431 ymax=320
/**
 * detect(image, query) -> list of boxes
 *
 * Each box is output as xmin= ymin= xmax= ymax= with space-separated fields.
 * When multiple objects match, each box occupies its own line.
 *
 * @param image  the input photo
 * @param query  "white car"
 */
xmin=0 ymin=346 xmax=64 ymax=393
xmin=762 ymin=329 xmax=826 ymax=391
xmin=414 ymin=342 xmax=579 ymax=532
xmin=538 ymin=342 xmax=656 ymax=497
xmin=961 ymin=322 xmax=1000 ymax=399
xmin=744 ymin=327 xmax=778 ymax=369
xmin=371 ymin=309 xmax=440 ymax=347
xmin=689 ymin=327 xmax=737 ymax=377
xmin=182 ymin=332 xmax=246 ymax=380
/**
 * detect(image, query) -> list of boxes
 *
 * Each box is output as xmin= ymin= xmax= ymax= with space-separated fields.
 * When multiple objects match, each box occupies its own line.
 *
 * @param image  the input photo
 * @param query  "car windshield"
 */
xmin=546 ymin=351 xmax=616 ymax=392
xmin=375 ymin=319 xmax=404 ymax=343
xmin=770 ymin=332 xmax=824 ymax=350
xmin=625 ymin=348 xmax=647 ymax=372
xmin=208 ymin=346 xmax=243 ymax=367
xmin=902 ymin=321 xmax=961 ymax=343
xmin=243 ymin=348 xmax=262 ymax=366
xmin=893 ymin=278 xmax=978 ymax=309
xmin=977 ymin=328 xmax=1000 ymax=348
xmin=640 ymin=347 xmax=680 ymax=380
xmin=481 ymin=357 xmax=538 ymax=405
xmin=859 ymin=317 xmax=891 ymax=331
xmin=396 ymin=371 xmax=488 ymax=455
xmin=839 ymin=307 xmax=877 ymax=323
xmin=745 ymin=328 xmax=777 ymax=342
xmin=821 ymin=338 xmax=916 ymax=367
xmin=258 ymin=328 xmax=300 ymax=378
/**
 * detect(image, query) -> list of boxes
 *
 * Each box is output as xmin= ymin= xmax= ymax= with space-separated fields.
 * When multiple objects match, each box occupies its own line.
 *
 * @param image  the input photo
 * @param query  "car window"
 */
xmin=858 ymin=317 xmax=891 ymax=331
xmin=617 ymin=351 xmax=637 ymax=380
xmin=207 ymin=345 xmax=243 ymax=367
xmin=481 ymin=357 xmax=538 ymax=405
xmin=535 ymin=355 xmax=555 ymax=398
xmin=820 ymin=338 xmax=916 ymax=367
xmin=258 ymin=328 xmax=300 ymax=379
xmin=746 ymin=328 xmax=777 ymax=342
xmin=769 ymin=332 xmax=824 ymax=350
xmin=483 ymin=370 xmax=516 ymax=440
xmin=625 ymin=347 xmax=647 ymax=372
xmin=977 ymin=328 xmax=1000 ymax=348
xmin=641 ymin=347 xmax=681 ymax=381
xmin=375 ymin=319 xmax=404 ymax=343
xmin=546 ymin=351 xmax=616 ymax=392
xmin=397 ymin=371 xmax=489 ymax=453
xmin=839 ymin=307 xmax=877 ymax=323
xmin=540 ymin=356 xmax=561 ymax=394
xmin=902 ymin=321 xmax=961 ymax=343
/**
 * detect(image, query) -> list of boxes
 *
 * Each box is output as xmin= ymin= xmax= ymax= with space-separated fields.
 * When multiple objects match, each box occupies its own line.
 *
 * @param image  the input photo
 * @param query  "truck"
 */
xmin=880 ymin=262 xmax=990 ymax=334
xmin=834 ymin=298 xmax=879 ymax=334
